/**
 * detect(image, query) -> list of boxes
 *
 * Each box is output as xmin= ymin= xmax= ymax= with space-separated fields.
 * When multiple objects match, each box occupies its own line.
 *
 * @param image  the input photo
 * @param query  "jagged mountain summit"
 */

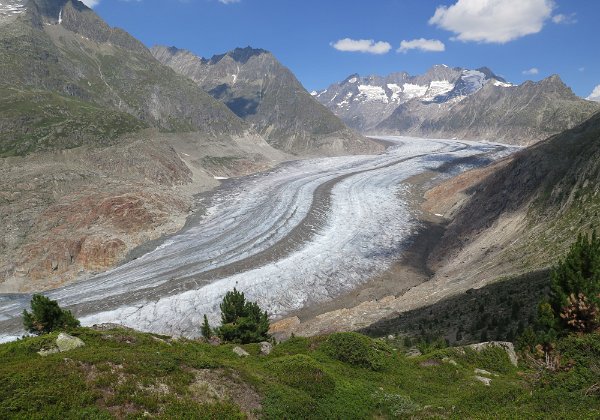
xmin=151 ymin=45 xmax=379 ymax=156
xmin=317 ymin=66 xmax=599 ymax=145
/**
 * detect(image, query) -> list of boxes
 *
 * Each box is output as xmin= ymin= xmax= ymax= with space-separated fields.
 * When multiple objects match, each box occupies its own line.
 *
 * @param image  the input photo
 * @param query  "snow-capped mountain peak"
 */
xmin=314 ymin=66 xmax=510 ymax=131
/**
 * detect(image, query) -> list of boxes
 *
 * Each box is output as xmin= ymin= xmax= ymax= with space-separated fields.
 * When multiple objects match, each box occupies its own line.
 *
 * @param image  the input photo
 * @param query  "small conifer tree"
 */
xmin=201 ymin=314 xmax=212 ymax=339
xmin=22 ymin=294 xmax=80 ymax=335
xmin=215 ymin=288 xmax=270 ymax=344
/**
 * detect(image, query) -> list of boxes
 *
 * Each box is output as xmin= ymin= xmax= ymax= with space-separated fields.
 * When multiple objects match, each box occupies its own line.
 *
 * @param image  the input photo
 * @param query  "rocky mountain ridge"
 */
xmin=151 ymin=45 xmax=379 ymax=156
xmin=314 ymin=65 xmax=509 ymax=132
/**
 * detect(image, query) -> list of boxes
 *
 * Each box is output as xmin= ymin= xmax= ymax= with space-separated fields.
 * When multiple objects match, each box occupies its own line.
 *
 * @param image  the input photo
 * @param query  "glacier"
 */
xmin=0 ymin=137 xmax=518 ymax=340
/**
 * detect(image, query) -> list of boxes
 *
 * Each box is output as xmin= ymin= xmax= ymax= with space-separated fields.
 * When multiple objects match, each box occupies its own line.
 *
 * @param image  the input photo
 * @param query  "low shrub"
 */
xmin=266 ymin=354 xmax=335 ymax=398
xmin=321 ymin=332 xmax=391 ymax=371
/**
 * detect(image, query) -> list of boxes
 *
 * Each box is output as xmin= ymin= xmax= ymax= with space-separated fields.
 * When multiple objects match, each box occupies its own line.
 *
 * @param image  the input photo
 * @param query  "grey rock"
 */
xmin=474 ymin=368 xmax=497 ymax=377
xmin=259 ymin=341 xmax=272 ymax=355
xmin=232 ymin=346 xmax=250 ymax=357
xmin=474 ymin=375 xmax=492 ymax=386
xmin=56 ymin=333 xmax=85 ymax=352
xmin=376 ymin=74 xmax=599 ymax=145
xmin=37 ymin=347 xmax=60 ymax=357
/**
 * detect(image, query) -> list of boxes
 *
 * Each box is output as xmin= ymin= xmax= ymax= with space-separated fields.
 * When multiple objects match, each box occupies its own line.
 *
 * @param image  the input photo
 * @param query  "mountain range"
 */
xmin=316 ymin=66 xmax=599 ymax=144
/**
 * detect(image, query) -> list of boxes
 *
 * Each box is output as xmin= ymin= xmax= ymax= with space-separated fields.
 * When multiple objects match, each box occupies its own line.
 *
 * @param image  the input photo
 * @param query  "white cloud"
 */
xmin=219 ymin=0 xmax=240 ymax=4
xmin=331 ymin=38 xmax=392 ymax=55
xmin=587 ymin=85 xmax=600 ymax=102
xmin=429 ymin=0 xmax=555 ymax=44
xmin=522 ymin=67 xmax=539 ymax=75
xmin=397 ymin=38 xmax=445 ymax=53
xmin=81 ymin=0 xmax=100 ymax=7
xmin=552 ymin=13 xmax=577 ymax=24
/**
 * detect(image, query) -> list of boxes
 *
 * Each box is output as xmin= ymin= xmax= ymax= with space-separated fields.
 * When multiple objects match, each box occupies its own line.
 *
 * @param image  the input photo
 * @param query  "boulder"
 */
xmin=56 ymin=333 xmax=85 ymax=352
xmin=38 ymin=333 xmax=85 ymax=356
xmin=232 ymin=346 xmax=249 ymax=357
xmin=259 ymin=341 xmax=272 ymax=355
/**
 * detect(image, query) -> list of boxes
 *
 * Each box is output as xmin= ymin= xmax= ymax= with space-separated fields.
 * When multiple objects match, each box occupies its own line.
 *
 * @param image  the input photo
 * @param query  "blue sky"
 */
xmin=89 ymin=0 xmax=598 ymax=98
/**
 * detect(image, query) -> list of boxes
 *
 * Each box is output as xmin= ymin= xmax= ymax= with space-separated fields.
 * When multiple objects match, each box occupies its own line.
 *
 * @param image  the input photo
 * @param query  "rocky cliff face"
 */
xmin=151 ymin=46 xmax=381 ymax=156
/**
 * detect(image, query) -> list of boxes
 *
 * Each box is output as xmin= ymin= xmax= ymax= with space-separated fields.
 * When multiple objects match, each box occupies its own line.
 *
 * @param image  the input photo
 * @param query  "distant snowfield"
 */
xmin=0 ymin=137 xmax=517 ymax=340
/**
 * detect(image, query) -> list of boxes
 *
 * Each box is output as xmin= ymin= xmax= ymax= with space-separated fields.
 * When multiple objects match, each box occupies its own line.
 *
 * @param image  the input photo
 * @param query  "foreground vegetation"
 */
xmin=0 ymin=326 xmax=598 ymax=419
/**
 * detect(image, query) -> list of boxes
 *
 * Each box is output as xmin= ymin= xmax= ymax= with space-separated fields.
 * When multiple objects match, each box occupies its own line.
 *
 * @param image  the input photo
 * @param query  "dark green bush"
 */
xmin=321 ymin=332 xmax=391 ymax=371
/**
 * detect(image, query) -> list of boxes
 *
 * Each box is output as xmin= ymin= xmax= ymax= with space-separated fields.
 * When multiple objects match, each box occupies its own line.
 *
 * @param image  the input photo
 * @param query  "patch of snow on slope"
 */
xmin=402 ymin=83 xmax=428 ymax=100
xmin=358 ymin=85 xmax=388 ymax=103
xmin=348 ymin=77 xmax=358 ymax=84
xmin=422 ymin=80 xmax=454 ymax=101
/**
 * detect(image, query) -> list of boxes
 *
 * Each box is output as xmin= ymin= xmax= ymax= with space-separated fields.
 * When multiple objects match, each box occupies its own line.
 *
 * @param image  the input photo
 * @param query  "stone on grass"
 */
xmin=474 ymin=368 xmax=498 ymax=377
xmin=260 ymin=341 xmax=272 ymax=355
xmin=233 ymin=346 xmax=250 ymax=357
xmin=38 ymin=333 xmax=85 ymax=356
xmin=56 ymin=333 xmax=85 ymax=352
xmin=474 ymin=375 xmax=492 ymax=386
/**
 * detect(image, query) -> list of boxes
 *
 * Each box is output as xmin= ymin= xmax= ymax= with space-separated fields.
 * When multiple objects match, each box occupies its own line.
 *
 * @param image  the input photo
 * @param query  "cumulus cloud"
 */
xmin=331 ymin=38 xmax=392 ymax=55
xmin=552 ymin=13 xmax=577 ymax=24
xmin=587 ymin=85 xmax=600 ymax=102
xmin=397 ymin=38 xmax=445 ymax=53
xmin=429 ymin=0 xmax=555 ymax=44
xmin=81 ymin=0 xmax=100 ymax=7
xmin=522 ymin=68 xmax=539 ymax=75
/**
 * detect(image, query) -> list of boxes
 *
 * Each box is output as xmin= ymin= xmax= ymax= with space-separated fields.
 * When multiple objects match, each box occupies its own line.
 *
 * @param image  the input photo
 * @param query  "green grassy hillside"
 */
xmin=1 ymin=327 xmax=598 ymax=419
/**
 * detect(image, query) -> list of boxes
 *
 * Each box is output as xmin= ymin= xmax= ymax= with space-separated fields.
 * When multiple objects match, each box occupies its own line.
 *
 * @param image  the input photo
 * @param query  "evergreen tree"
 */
xmin=22 ymin=294 xmax=80 ymax=335
xmin=201 ymin=314 xmax=212 ymax=339
xmin=549 ymin=232 xmax=600 ymax=331
xmin=216 ymin=288 xmax=270 ymax=344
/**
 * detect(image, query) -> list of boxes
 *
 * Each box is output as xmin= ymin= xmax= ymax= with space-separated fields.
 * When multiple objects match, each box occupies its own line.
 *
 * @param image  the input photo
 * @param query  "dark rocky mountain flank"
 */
xmin=429 ymin=110 xmax=600 ymax=286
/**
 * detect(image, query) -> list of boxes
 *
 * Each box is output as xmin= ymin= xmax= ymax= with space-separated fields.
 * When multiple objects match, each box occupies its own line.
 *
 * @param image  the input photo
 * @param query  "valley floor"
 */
xmin=0 ymin=137 xmax=517 ymax=342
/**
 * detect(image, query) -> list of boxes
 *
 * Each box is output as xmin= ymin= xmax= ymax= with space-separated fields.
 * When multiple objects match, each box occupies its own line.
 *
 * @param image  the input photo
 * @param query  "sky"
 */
xmin=88 ymin=0 xmax=599 ymax=99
